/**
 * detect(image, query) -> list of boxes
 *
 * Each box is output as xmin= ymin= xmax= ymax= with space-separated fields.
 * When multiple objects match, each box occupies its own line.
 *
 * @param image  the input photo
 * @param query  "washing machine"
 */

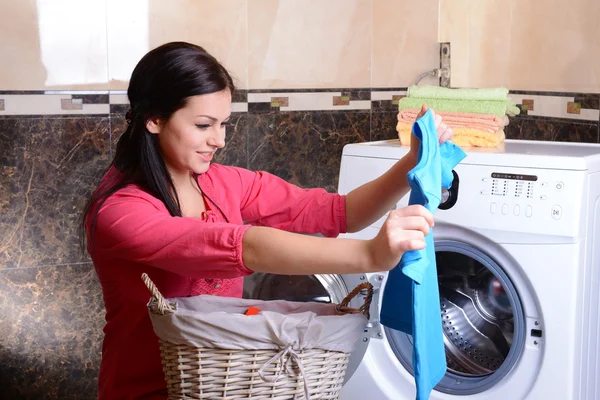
xmin=244 ymin=139 xmax=600 ymax=400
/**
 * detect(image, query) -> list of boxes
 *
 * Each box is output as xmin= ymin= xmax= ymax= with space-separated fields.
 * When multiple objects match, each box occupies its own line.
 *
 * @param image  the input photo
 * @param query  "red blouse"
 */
xmin=87 ymin=163 xmax=347 ymax=399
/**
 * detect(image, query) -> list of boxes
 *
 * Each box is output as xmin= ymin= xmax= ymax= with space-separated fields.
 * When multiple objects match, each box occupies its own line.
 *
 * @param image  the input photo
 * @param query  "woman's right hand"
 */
xmin=366 ymin=204 xmax=434 ymax=272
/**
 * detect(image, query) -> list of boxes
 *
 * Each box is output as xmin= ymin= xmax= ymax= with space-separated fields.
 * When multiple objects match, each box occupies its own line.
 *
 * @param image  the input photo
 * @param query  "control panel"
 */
xmin=338 ymin=154 xmax=587 ymax=240
xmin=480 ymin=172 xmax=567 ymax=220
xmin=446 ymin=164 xmax=585 ymax=239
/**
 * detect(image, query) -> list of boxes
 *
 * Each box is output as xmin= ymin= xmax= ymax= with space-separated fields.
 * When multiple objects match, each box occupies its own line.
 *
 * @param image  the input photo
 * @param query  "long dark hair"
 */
xmin=80 ymin=41 xmax=235 ymax=251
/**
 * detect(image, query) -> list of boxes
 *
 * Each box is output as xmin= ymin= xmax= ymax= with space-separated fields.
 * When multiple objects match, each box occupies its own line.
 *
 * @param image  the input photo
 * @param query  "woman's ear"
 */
xmin=146 ymin=117 xmax=163 ymax=135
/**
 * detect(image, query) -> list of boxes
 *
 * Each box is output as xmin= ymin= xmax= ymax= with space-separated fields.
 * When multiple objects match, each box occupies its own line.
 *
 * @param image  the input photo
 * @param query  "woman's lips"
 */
xmin=197 ymin=152 xmax=214 ymax=162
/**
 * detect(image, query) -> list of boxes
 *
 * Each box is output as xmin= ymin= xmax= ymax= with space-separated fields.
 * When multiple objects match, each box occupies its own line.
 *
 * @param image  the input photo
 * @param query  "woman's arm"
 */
xmin=243 ymin=204 xmax=433 ymax=275
xmin=91 ymin=189 xmax=432 ymax=277
xmin=345 ymin=105 xmax=454 ymax=233
xmin=344 ymin=152 xmax=417 ymax=233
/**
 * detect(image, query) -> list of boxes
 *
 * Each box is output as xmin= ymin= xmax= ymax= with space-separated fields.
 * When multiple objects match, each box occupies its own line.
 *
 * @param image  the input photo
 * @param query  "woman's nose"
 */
xmin=208 ymin=126 xmax=226 ymax=148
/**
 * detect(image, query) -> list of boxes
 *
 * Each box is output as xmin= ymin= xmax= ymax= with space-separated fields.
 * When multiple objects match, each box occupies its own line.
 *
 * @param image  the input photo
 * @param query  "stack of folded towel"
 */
xmin=396 ymin=85 xmax=520 ymax=148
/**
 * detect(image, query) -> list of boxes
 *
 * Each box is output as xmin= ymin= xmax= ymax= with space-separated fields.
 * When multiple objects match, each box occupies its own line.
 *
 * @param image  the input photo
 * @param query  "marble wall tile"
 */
xmin=505 ymin=116 xmax=599 ymax=143
xmin=0 ymin=0 xmax=109 ymax=90
xmin=0 ymin=117 xmax=110 ymax=269
xmin=214 ymin=113 xmax=248 ymax=169
xmin=508 ymin=0 xmax=600 ymax=93
xmin=107 ymin=0 xmax=248 ymax=90
xmin=439 ymin=0 xmax=511 ymax=89
xmin=247 ymin=0 xmax=371 ymax=89
xmin=372 ymin=0 xmax=440 ymax=87
xmin=110 ymin=112 xmax=128 ymax=156
xmin=248 ymin=111 xmax=370 ymax=192
xmin=0 ymin=263 xmax=104 ymax=399
xmin=371 ymin=112 xmax=402 ymax=142
xmin=439 ymin=0 xmax=600 ymax=92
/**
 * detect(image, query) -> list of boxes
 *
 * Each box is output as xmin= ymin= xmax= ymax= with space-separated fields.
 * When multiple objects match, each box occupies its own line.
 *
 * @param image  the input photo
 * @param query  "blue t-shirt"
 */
xmin=380 ymin=109 xmax=466 ymax=399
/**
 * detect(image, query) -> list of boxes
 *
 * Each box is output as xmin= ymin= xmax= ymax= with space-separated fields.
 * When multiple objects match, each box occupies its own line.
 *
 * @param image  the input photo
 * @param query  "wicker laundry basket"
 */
xmin=142 ymin=273 xmax=373 ymax=400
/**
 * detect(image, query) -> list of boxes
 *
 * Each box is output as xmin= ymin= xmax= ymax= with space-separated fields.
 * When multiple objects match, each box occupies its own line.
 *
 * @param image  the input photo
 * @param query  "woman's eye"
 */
xmin=195 ymin=124 xmax=211 ymax=130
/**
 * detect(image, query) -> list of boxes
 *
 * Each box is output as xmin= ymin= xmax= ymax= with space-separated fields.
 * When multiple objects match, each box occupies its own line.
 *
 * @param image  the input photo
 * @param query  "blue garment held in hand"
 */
xmin=380 ymin=109 xmax=466 ymax=400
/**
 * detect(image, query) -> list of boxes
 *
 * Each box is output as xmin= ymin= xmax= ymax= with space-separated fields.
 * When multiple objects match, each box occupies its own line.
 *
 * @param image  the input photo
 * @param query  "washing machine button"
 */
xmin=513 ymin=205 xmax=520 ymax=216
xmin=555 ymin=182 xmax=564 ymax=191
xmin=551 ymin=205 xmax=562 ymax=220
xmin=501 ymin=204 xmax=508 ymax=215
xmin=490 ymin=202 xmax=497 ymax=214
xmin=525 ymin=205 xmax=533 ymax=218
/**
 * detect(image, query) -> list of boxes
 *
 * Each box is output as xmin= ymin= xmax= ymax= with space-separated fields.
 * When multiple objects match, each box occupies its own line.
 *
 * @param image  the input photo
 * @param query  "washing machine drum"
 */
xmin=440 ymin=253 xmax=513 ymax=375
xmin=385 ymin=240 xmax=527 ymax=396
xmin=243 ymin=273 xmax=353 ymax=306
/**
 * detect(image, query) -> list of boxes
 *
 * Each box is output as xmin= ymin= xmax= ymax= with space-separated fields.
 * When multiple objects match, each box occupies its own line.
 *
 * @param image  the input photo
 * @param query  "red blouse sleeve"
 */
xmin=90 ymin=189 xmax=253 ymax=279
xmin=236 ymin=168 xmax=347 ymax=237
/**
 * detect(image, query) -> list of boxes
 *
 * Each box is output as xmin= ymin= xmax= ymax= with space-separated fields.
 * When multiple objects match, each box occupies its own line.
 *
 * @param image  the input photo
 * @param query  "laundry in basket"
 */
xmin=142 ymin=273 xmax=372 ymax=400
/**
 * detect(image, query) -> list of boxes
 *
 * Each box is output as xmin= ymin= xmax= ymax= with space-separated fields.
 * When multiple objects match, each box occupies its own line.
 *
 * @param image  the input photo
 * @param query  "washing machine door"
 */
xmin=384 ymin=223 xmax=529 ymax=396
xmin=243 ymin=272 xmax=371 ymax=380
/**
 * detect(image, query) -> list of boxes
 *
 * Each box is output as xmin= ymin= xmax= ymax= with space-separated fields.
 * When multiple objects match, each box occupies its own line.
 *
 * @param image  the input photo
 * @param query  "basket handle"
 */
xmin=142 ymin=273 xmax=176 ymax=315
xmin=336 ymin=282 xmax=373 ymax=319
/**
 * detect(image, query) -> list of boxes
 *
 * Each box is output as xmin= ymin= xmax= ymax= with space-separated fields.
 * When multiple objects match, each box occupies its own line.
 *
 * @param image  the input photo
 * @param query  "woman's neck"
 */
xmin=167 ymin=167 xmax=194 ymax=192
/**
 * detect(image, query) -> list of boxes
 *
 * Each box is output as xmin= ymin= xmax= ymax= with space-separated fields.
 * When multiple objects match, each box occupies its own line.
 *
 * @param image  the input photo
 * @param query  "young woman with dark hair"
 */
xmin=82 ymin=41 xmax=453 ymax=399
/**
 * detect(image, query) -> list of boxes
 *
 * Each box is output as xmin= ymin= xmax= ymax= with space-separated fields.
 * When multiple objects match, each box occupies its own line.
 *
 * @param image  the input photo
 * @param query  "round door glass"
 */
xmin=385 ymin=241 xmax=526 ymax=395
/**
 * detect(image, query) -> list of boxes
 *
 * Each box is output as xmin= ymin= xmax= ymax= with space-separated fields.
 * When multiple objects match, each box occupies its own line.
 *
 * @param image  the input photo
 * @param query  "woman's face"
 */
xmin=147 ymin=89 xmax=232 ymax=175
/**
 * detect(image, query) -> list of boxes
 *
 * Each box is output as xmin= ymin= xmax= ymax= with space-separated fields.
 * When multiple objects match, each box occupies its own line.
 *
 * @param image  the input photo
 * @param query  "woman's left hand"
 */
xmin=410 ymin=104 xmax=454 ymax=157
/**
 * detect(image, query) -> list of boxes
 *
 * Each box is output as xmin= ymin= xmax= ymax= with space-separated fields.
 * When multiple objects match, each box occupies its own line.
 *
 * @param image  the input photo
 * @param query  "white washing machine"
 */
xmin=337 ymin=139 xmax=600 ymax=400
xmin=244 ymin=139 xmax=600 ymax=400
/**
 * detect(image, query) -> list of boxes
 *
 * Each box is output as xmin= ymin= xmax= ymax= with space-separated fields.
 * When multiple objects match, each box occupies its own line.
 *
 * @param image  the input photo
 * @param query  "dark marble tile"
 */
xmin=110 ymin=112 xmax=128 ymax=156
xmin=109 ymin=104 xmax=129 ymax=114
xmin=509 ymin=90 xmax=600 ymax=97
xmin=72 ymin=94 xmax=109 ymax=104
xmin=0 ymin=117 xmax=110 ymax=269
xmin=505 ymin=116 xmax=599 ymax=143
xmin=371 ymin=112 xmax=401 ymax=142
xmin=340 ymin=89 xmax=371 ymax=101
xmin=247 ymin=88 xmax=341 ymax=94
xmin=574 ymin=94 xmax=600 ymax=110
xmin=214 ymin=113 xmax=248 ymax=168
xmin=247 ymin=111 xmax=370 ymax=192
xmin=0 ymin=114 xmax=110 ymax=120
xmin=248 ymin=102 xmax=274 ymax=113
xmin=370 ymin=87 xmax=409 ymax=92
xmin=371 ymin=100 xmax=400 ymax=112
xmin=232 ymin=90 xmax=248 ymax=103
xmin=0 ymin=263 xmax=104 ymax=400
xmin=0 ymin=90 xmax=47 ymax=95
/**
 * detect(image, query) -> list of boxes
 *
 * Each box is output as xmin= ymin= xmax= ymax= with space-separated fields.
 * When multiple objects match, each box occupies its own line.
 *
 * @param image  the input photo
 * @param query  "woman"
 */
xmin=82 ymin=41 xmax=453 ymax=399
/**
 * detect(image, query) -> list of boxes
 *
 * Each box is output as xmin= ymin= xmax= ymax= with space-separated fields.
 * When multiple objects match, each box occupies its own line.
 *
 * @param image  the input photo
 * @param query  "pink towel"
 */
xmin=398 ymin=109 xmax=507 ymax=134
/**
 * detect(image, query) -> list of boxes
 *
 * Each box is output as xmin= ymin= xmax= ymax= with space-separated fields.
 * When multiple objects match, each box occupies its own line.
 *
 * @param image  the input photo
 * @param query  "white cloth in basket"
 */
xmin=148 ymin=294 xmax=367 ymax=353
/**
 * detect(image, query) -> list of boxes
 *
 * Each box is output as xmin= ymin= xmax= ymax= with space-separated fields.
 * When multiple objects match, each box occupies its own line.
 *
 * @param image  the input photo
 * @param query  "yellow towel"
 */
xmin=396 ymin=122 xmax=505 ymax=148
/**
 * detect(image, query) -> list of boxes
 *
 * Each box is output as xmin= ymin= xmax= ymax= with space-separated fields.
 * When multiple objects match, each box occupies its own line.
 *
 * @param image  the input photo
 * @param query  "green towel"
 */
xmin=407 ymin=85 xmax=509 ymax=102
xmin=399 ymin=97 xmax=520 ymax=118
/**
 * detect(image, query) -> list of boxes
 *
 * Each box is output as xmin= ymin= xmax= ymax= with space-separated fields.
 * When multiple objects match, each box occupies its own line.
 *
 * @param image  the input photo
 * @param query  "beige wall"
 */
xmin=0 ymin=0 xmax=598 ymax=92
xmin=440 ymin=0 xmax=600 ymax=92
xmin=0 ymin=0 xmax=439 ymax=90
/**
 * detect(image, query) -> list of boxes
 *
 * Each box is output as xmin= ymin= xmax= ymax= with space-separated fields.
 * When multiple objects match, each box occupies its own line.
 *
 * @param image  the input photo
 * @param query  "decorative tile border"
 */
xmin=0 ymin=89 xmax=597 ymax=124
xmin=371 ymin=89 xmax=408 ymax=111
xmin=107 ymin=90 xmax=249 ymax=113
xmin=247 ymin=90 xmax=371 ymax=112
xmin=0 ymin=93 xmax=109 ymax=116
xmin=509 ymin=93 xmax=600 ymax=122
